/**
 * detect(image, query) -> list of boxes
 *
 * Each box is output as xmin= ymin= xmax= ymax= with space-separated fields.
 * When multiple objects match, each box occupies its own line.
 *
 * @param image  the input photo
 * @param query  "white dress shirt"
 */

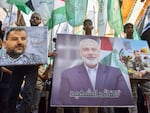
xmin=84 ymin=64 xmax=98 ymax=90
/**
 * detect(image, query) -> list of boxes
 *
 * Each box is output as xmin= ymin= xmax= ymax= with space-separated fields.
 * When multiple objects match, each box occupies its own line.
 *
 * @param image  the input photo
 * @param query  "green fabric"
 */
xmin=133 ymin=26 xmax=141 ymax=40
xmin=112 ymin=49 xmax=128 ymax=75
xmin=100 ymin=52 xmax=112 ymax=66
xmin=16 ymin=5 xmax=30 ymax=14
xmin=7 ymin=0 xmax=28 ymax=5
xmin=98 ymin=0 xmax=107 ymax=36
xmin=46 ymin=7 xmax=66 ymax=29
xmin=65 ymin=0 xmax=88 ymax=27
xmin=7 ymin=0 xmax=30 ymax=14
xmin=107 ymin=0 xmax=123 ymax=36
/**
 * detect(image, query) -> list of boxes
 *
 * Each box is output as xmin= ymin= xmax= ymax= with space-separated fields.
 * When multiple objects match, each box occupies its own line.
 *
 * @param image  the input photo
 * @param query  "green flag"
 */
xmin=7 ymin=0 xmax=27 ymax=5
xmin=46 ymin=6 xmax=66 ymax=29
xmin=133 ymin=26 xmax=141 ymax=40
xmin=112 ymin=49 xmax=128 ymax=75
xmin=98 ymin=0 xmax=107 ymax=36
xmin=7 ymin=0 xmax=30 ymax=14
xmin=16 ymin=5 xmax=30 ymax=14
xmin=65 ymin=0 xmax=88 ymax=27
xmin=100 ymin=53 xmax=112 ymax=66
xmin=107 ymin=0 xmax=123 ymax=36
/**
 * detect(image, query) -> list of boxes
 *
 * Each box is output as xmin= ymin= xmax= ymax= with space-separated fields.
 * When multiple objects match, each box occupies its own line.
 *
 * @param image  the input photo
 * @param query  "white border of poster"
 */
xmin=0 ymin=26 xmax=48 ymax=66
xmin=111 ymin=38 xmax=150 ymax=80
xmin=51 ymin=34 xmax=134 ymax=107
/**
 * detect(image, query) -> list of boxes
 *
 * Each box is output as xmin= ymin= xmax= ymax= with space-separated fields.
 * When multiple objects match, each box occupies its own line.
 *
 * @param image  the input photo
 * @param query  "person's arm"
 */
xmin=48 ymin=51 xmax=57 ymax=57
xmin=38 ymin=64 xmax=52 ymax=81
xmin=43 ymin=64 xmax=52 ymax=80
xmin=38 ymin=67 xmax=45 ymax=81
xmin=0 ymin=67 xmax=12 ymax=75
xmin=38 ymin=73 xmax=45 ymax=80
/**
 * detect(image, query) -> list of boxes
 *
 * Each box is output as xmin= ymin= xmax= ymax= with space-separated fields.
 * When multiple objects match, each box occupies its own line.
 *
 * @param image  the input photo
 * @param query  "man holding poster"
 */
xmin=5 ymin=13 xmax=47 ymax=113
xmin=59 ymin=38 xmax=134 ymax=106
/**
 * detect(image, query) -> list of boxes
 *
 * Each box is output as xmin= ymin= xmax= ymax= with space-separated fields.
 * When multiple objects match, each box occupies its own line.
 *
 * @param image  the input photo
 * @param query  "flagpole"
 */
xmin=49 ymin=29 xmax=53 ymax=52
xmin=49 ymin=23 xmax=61 ymax=52
xmin=2 ymin=8 xmax=8 ymax=15
xmin=8 ymin=4 xmax=13 ymax=27
xmin=55 ymin=23 xmax=61 ymax=34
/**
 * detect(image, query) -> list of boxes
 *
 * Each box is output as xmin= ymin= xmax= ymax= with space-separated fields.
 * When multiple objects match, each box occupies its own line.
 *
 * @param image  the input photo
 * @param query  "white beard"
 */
xmin=81 ymin=56 xmax=99 ymax=67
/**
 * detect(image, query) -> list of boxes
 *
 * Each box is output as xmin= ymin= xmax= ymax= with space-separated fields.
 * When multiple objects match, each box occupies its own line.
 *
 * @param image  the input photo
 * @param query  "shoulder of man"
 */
xmin=99 ymin=63 xmax=121 ymax=73
xmin=61 ymin=63 xmax=83 ymax=76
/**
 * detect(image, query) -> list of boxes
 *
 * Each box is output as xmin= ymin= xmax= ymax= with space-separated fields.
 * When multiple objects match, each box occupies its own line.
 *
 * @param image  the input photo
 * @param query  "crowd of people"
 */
xmin=0 ymin=10 xmax=150 ymax=113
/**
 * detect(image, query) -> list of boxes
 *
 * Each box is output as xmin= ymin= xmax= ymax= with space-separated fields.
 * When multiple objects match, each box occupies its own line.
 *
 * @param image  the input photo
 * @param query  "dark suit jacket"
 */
xmin=59 ymin=63 xmax=134 ymax=106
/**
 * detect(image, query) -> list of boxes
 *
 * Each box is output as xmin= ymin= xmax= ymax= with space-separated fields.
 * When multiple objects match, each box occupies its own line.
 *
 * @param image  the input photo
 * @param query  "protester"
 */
xmin=141 ymin=21 xmax=150 ymax=113
xmin=124 ymin=23 xmax=134 ymax=39
xmin=6 ymin=12 xmax=42 ymax=113
xmin=79 ymin=18 xmax=98 ymax=113
xmin=0 ymin=21 xmax=13 ymax=113
xmin=31 ymin=64 xmax=51 ymax=113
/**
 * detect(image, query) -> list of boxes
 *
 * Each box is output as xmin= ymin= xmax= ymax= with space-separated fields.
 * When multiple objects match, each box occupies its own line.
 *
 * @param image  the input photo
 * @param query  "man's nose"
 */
xmin=129 ymin=28 xmax=133 ymax=32
xmin=33 ymin=17 xmax=37 ymax=20
xmin=17 ymin=38 xmax=23 ymax=43
xmin=88 ymin=49 xmax=93 ymax=54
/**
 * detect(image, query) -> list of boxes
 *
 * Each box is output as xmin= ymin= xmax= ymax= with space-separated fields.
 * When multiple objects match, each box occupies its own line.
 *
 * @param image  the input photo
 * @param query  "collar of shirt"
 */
xmin=1 ymin=52 xmax=30 ymax=64
xmin=5 ymin=53 xmax=26 ymax=62
xmin=84 ymin=63 xmax=99 ymax=72
xmin=84 ymin=63 xmax=98 ymax=90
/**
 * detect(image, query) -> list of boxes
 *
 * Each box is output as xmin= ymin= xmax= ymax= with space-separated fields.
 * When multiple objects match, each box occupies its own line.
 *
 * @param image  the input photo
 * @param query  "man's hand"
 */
xmin=48 ymin=52 xmax=57 ymax=57
xmin=0 ymin=67 xmax=12 ymax=75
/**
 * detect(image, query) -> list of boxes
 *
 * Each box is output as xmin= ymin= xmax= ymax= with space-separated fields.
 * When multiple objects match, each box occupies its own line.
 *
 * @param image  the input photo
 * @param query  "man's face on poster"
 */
xmin=134 ymin=51 xmax=141 ymax=60
xmin=4 ymin=30 xmax=27 ymax=58
xmin=80 ymin=41 xmax=100 ymax=68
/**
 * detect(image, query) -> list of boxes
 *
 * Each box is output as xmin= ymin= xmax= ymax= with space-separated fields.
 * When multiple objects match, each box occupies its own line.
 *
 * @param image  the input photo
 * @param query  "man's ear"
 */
xmin=83 ymin=27 xmax=85 ymax=30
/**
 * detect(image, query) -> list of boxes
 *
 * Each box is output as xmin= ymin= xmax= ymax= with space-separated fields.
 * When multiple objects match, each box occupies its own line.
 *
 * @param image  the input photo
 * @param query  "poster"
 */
xmin=0 ymin=26 xmax=48 ymax=66
xmin=51 ymin=34 xmax=134 ymax=107
xmin=111 ymin=38 xmax=150 ymax=80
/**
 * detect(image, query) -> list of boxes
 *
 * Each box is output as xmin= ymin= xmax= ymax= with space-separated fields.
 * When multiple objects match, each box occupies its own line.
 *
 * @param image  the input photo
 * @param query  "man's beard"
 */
xmin=7 ymin=49 xmax=24 ymax=59
xmin=81 ymin=56 xmax=99 ymax=67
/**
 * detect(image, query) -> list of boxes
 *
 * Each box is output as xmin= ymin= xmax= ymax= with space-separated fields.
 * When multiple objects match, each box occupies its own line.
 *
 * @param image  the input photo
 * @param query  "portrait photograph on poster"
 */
xmin=0 ymin=26 xmax=48 ymax=66
xmin=112 ymin=38 xmax=150 ymax=80
xmin=51 ymin=34 xmax=134 ymax=107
